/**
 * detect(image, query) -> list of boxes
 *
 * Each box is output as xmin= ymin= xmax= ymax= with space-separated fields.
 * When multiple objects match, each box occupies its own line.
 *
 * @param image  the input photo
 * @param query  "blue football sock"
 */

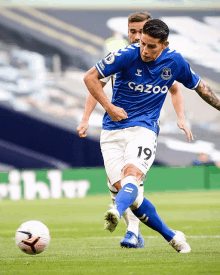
xmin=115 ymin=183 xmax=138 ymax=218
xmin=132 ymin=197 xmax=175 ymax=242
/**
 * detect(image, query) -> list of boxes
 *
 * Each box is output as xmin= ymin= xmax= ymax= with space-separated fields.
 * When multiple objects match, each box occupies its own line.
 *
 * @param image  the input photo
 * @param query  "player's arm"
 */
xmin=83 ymin=67 xmax=127 ymax=122
xmin=169 ymin=82 xmax=194 ymax=142
xmin=195 ymin=79 xmax=220 ymax=111
xmin=77 ymin=81 xmax=106 ymax=138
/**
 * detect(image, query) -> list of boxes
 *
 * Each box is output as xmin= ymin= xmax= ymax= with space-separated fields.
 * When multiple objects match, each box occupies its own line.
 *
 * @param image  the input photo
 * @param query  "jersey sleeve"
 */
xmin=95 ymin=47 xmax=131 ymax=78
xmin=175 ymin=55 xmax=201 ymax=89
xmin=100 ymin=75 xmax=111 ymax=83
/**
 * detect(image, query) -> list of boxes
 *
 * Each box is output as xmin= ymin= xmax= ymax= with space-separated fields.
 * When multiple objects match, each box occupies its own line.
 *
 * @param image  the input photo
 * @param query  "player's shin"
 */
xmin=126 ymin=185 xmax=144 ymax=237
xmin=108 ymin=181 xmax=143 ymax=237
xmin=125 ymin=208 xmax=140 ymax=237
xmin=132 ymin=197 xmax=175 ymax=242
xmin=115 ymin=176 xmax=138 ymax=217
xmin=108 ymin=181 xmax=129 ymax=227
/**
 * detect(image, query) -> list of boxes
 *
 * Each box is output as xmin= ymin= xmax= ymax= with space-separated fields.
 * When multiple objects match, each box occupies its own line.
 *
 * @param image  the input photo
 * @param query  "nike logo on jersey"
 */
xmin=135 ymin=69 xmax=142 ymax=77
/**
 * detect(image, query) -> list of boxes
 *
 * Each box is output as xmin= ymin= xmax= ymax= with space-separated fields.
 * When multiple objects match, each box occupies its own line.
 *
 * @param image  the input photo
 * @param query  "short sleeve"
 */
xmin=95 ymin=47 xmax=131 ymax=78
xmin=100 ymin=75 xmax=111 ymax=83
xmin=175 ymin=55 xmax=200 ymax=89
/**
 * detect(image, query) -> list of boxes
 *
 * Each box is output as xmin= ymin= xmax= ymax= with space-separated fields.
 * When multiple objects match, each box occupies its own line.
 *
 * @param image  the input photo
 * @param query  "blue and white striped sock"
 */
xmin=132 ymin=197 xmax=175 ymax=242
xmin=115 ymin=179 xmax=138 ymax=218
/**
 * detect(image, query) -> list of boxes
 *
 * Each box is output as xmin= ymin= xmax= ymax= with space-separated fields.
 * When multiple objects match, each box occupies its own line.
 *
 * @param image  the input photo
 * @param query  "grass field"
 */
xmin=0 ymin=191 xmax=220 ymax=275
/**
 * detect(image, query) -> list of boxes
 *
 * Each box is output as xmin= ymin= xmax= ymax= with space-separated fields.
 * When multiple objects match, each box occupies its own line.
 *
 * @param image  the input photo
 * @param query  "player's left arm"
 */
xmin=169 ymin=82 xmax=194 ymax=142
xmin=195 ymin=79 xmax=220 ymax=111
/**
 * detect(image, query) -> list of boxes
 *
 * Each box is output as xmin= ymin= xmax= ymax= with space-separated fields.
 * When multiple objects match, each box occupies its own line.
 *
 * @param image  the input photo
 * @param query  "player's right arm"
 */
xmin=77 ymin=81 xmax=106 ymax=138
xmin=83 ymin=67 xmax=127 ymax=122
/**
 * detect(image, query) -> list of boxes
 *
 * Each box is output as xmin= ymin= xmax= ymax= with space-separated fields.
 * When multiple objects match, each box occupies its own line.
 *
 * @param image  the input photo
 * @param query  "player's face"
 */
xmin=140 ymin=33 xmax=169 ymax=62
xmin=128 ymin=20 xmax=148 ymax=44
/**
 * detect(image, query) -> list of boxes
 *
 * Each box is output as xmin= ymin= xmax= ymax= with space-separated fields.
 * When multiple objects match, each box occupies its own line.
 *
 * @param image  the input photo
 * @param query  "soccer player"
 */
xmin=83 ymin=19 xmax=220 ymax=253
xmin=77 ymin=13 xmax=193 ymax=249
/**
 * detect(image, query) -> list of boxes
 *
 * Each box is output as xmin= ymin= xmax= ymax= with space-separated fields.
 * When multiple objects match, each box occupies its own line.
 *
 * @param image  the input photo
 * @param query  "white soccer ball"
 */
xmin=15 ymin=220 xmax=50 ymax=255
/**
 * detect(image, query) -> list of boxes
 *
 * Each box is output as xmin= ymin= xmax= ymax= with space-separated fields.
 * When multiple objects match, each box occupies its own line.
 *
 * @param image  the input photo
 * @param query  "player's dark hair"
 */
xmin=142 ymin=19 xmax=169 ymax=43
xmin=128 ymin=12 xmax=152 ymax=24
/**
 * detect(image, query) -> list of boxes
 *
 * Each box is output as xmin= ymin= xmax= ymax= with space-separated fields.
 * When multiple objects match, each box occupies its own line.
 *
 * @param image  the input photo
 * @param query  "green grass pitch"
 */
xmin=0 ymin=191 xmax=220 ymax=275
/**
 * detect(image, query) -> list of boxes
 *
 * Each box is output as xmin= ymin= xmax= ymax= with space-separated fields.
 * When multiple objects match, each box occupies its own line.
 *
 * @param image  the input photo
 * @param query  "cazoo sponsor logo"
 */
xmin=128 ymin=82 xmax=168 ymax=94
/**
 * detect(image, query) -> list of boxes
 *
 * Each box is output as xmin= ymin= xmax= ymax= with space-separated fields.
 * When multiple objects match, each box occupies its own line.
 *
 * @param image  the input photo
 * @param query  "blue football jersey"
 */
xmin=95 ymin=43 xmax=200 ymax=134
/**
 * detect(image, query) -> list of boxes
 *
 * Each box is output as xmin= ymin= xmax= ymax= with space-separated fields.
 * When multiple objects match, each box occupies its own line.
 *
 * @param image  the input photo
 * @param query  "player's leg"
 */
xmin=114 ymin=127 xmax=157 ymax=220
xmin=120 ymin=184 xmax=145 ymax=248
xmin=122 ymin=184 xmax=145 ymax=248
xmin=103 ymin=127 xmax=153 ymax=234
xmin=118 ymin=162 xmax=175 ymax=242
xmin=107 ymin=180 xmax=131 ymax=228
xmin=101 ymin=129 xmax=144 ymax=248
xmin=107 ymin=180 xmax=144 ymax=248
xmin=100 ymin=128 xmax=127 ymax=234
xmin=106 ymin=127 xmax=191 ymax=252
xmin=107 ymin=180 xmax=135 ymax=231
xmin=114 ymin=167 xmax=191 ymax=252
xmin=130 ymin=197 xmax=191 ymax=253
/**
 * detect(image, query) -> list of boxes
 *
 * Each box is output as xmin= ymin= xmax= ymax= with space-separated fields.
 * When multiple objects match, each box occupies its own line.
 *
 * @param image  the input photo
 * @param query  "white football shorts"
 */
xmin=100 ymin=126 xmax=157 ymax=185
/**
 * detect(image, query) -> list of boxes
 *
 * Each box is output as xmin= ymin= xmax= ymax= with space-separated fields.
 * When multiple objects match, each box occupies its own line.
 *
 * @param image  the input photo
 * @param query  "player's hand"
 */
xmin=77 ymin=120 xmax=89 ymax=138
xmin=106 ymin=104 xmax=128 ymax=122
xmin=177 ymin=118 xmax=194 ymax=142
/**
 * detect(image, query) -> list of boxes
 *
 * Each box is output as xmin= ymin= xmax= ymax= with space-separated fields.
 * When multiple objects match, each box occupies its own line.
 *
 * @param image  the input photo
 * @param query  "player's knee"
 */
xmin=113 ymin=180 xmax=122 ymax=191
xmin=123 ymin=163 xmax=136 ymax=176
xmin=122 ymin=163 xmax=143 ymax=182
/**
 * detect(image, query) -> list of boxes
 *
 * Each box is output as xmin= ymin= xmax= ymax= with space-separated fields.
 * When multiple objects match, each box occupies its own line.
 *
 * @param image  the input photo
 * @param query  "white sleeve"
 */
xmin=100 ymin=75 xmax=111 ymax=83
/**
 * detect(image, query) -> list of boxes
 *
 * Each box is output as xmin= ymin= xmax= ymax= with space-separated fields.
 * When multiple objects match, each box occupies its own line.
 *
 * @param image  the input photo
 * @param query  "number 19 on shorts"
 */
xmin=137 ymin=146 xmax=152 ymax=160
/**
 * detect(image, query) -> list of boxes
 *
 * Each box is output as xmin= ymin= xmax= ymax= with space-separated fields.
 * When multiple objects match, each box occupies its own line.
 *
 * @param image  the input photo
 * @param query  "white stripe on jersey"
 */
xmin=192 ymin=78 xmax=201 ymax=89
xmin=95 ymin=64 xmax=105 ymax=78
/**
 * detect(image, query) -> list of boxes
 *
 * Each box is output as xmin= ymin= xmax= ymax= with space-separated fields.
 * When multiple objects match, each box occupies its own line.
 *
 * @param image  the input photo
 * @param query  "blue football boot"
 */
xmin=120 ymin=231 xmax=138 ymax=248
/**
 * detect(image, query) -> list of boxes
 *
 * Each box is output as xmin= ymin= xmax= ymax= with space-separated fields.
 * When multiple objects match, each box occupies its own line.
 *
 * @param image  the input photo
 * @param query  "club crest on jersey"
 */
xmin=104 ymin=53 xmax=115 ymax=65
xmin=161 ymin=68 xmax=172 ymax=80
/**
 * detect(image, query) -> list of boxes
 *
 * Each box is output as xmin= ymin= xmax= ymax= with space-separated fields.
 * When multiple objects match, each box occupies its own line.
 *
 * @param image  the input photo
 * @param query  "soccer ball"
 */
xmin=15 ymin=220 xmax=50 ymax=255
